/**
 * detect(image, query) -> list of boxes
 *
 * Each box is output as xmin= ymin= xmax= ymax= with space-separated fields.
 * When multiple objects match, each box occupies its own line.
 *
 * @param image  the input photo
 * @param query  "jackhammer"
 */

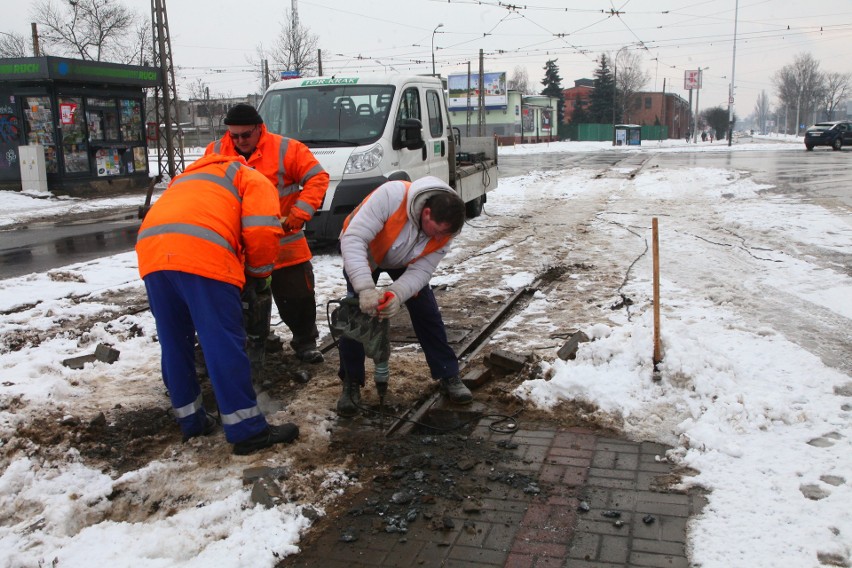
xmin=330 ymin=296 xmax=391 ymax=410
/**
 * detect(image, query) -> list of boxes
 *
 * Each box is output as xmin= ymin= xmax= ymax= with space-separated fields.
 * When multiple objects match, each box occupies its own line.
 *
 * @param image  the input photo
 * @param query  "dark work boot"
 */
xmin=336 ymin=378 xmax=361 ymax=418
xmin=232 ymin=423 xmax=299 ymax=455
xmin=439 ymin=375 xmax=473 ymax=404
xmin=182 ymin=411 xmax=219 ymax=442
xmin=295 ymin=347 xmax=324 ymax=364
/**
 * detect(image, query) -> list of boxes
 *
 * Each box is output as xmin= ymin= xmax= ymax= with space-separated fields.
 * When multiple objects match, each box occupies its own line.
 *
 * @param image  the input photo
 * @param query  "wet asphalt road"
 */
xmin=1 ymin=141 xmax=849 ymax=280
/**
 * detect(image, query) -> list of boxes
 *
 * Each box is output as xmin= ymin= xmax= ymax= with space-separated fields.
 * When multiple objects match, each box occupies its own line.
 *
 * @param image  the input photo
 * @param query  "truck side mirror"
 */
xmin=393 ymin=118 xmax=425 ymax=151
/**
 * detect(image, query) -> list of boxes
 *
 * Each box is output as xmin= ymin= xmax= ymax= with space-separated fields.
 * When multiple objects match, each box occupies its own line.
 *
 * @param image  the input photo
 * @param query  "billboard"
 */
xmin=447 ymin=72 xmax=507 ymax=110
xmin=684 ymin=70 xmax=702 ymax=90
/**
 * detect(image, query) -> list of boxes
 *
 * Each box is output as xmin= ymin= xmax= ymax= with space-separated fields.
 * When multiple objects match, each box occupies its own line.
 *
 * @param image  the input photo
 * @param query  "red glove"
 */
xmin=282 ymin=206 xmax=311 ymax=232
xmin=377 ymin=291 xmax=401 ymax=320
xmin=281 ymin=216 xmax=305 ymax=232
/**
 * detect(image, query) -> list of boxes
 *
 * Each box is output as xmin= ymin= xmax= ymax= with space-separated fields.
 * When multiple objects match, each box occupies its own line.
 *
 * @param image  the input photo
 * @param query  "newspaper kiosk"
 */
xmin=0 ymin=56 xmax=160 ymax=195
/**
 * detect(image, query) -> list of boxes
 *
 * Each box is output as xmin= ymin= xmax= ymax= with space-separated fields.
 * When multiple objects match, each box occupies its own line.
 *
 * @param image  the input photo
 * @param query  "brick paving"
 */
xmin=281 ymin=419 xmax=705 ymax=567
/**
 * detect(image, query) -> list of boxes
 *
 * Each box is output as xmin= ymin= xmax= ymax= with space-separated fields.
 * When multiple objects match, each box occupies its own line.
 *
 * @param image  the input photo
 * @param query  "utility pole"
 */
xmin=151 ymin=0 xmax=185 ymax=179
xmin=30 ymin=23 xmax=40 ymax=56
xmin=693 ymin=68 xmax=704 ymax=143
xmin=478 ymin=49 xmax=485 ymax=136
xmin=465 ymin=61 xmax=472 ymax=137
xmin=661 ymin=78 xmax=666 ymax=141
xmin=727 ymin=0 xmax=739 ymax=146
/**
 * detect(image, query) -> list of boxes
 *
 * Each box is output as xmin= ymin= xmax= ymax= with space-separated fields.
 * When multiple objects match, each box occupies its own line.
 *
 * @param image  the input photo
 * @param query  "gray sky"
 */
xmin=4 ymin=0 xmax=852 ymax=118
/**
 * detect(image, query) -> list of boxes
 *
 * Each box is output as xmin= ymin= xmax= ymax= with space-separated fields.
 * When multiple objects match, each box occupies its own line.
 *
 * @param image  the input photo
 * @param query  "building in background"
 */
xmin=624 ymin=91 xmax=692 ymax=140
xmin=446 ymin=71 xmax=559 ymax=145
xmin=562 ymin=78 xmax=594 ymax=124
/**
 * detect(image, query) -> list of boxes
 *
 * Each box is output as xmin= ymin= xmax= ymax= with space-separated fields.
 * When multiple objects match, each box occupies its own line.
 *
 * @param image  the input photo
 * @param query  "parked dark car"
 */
xmin=804 ymin=120 xmax=852 ymax=151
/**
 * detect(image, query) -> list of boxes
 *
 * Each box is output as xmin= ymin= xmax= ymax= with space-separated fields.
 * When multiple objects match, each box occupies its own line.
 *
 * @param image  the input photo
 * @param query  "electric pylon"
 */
xmin=151 ymin=0 xmax=184 ymax=181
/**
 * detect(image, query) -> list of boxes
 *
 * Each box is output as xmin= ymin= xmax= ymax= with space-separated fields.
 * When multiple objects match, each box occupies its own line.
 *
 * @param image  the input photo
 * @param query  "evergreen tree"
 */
xmin=571 ymin=99 xmax=590 ymax=124
xmin=589 ymin=54 xmax=617 ymax=124
xmin=540 ymin=59 xmax=565 ymax=135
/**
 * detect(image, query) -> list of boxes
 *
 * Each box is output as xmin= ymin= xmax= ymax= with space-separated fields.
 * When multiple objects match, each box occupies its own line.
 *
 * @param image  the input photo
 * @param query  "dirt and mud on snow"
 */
xmin=0 ymin=159 xmax=690 ymax=558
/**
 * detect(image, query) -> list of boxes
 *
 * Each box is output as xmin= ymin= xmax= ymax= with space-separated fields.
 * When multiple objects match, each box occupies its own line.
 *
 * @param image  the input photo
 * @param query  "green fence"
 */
xmin=565 ymin=123 xmax=669 ymax=142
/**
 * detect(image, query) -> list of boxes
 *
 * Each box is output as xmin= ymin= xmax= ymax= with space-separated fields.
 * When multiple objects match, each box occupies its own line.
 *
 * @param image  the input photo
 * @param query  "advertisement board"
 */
xmin=684 ymin=70 xmax=702 ymax=90
xmin=447 ymin=72 xmax=507 ymax=110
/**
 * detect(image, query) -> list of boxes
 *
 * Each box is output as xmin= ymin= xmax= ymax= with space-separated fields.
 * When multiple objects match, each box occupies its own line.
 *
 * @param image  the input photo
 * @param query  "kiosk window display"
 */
xmin=23 ymin=96 xmax=58 ymax=173
xmin=59 ymin=97 xmax=89 ymax=173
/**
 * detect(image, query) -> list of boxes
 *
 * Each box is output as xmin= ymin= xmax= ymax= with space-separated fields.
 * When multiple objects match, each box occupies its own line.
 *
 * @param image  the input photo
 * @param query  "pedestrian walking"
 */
xmin=136 ymin=154 xmax=299 ymax=454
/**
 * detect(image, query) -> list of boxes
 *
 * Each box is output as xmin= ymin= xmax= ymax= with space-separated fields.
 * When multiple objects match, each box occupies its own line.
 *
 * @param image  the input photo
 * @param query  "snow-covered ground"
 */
xmin=1 ymin=137 xmax=850 ymax=567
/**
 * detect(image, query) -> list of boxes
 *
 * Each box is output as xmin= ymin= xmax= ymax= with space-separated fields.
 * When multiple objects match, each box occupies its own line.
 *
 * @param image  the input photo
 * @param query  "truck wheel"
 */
xmin=832 ymin=138 xmax=842 ymax=151
xmin=465 ymin=194 xmax=484 ymax=218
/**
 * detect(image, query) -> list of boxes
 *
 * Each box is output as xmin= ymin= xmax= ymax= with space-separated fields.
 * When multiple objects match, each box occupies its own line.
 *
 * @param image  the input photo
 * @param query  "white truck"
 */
xmin=257 ymin=74 xmax=498 ymax=242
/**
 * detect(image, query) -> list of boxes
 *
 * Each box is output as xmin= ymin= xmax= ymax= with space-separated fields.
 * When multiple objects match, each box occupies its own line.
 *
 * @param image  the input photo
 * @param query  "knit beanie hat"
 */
xmin=224 ymin=103 xmax=263 ymax=125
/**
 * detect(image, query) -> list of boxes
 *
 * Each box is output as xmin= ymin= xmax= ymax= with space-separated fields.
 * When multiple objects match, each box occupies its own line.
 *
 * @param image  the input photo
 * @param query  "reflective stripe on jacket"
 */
xmin=206 ymin=125 xmax=329 ymax=269
xmin=136 ymin=154 xmax=284 ymax=289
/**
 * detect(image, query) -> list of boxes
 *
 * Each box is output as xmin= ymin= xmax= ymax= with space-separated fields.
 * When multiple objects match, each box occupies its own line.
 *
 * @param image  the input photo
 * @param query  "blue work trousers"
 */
xmin=338 ymin=268 xmax=459 ymax=386
xmin=144 ymin=271 xmax=268 ymax=443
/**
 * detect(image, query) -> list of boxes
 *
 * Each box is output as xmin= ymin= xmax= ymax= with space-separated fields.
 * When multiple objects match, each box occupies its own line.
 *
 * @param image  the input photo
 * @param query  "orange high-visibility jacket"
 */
xmin=136 ymin=154 xmax=284 ymax=289
xmin=206 ymin=125 xmax=329 ymax=269
xmin=340 ymin=177 xmax=455 ymax=303
xmin=343 ymin=181 xmax=450 ymax=268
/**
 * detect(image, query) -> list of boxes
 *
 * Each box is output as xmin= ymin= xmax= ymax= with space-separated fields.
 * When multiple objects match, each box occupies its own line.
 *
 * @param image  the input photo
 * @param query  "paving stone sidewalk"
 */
xmin=281 ymin=420 xmax=706 ymax=567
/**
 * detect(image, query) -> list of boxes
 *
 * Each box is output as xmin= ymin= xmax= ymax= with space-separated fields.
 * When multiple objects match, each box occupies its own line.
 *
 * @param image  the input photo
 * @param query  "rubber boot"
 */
xmin=336 ymin=377 xmax=361 ymax=418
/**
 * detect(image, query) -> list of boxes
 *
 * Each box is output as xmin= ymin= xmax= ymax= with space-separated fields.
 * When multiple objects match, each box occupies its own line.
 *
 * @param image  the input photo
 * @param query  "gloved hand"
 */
xmin=377 ymin=290 xmax=401 ymax=320
xmin=246 ymin=276 xmax=271 ymax=293
xmin=281 ymin=216 xmax=305 ymax=233
xmin=358 ymin=287 xmax=381 ymax=316
xmin=282 ymin=206 xmax=311 ymax=233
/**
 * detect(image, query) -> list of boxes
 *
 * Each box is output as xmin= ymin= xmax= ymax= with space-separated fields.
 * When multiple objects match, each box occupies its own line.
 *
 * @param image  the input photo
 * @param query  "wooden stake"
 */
xmin=652 ymin=218 xmax=662 ymax=367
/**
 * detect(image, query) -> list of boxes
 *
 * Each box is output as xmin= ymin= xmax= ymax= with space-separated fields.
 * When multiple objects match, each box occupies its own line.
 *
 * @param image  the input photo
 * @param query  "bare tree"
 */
xmin=269 ymin=11 xmax=319 ymax=79
xmin=615 ymin=50 xmax=651 ymax=123
xmin=0 ymin=31 xmax=30 ymax=58
xmin=30 ymin=0 xmax=143 ymax=63
xmin=753 ymin=90 xmax=771 ymax=134
xmin=131 ymin=18 xmax=154 ymax=67
xmin=819 ymin=71 xmax=851 ymax=121
xmin=510 ymin=66 xmax=532 ymax=94
xmin=773 ymin=53 xmax=822 ymax=134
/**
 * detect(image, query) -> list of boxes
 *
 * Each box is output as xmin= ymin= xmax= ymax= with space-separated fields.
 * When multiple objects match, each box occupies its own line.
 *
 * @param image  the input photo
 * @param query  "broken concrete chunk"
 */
xmin=61 ymin=354 xmax=97 ymax=370
xmin=461 ymin=367 xmax=491 ymax=389
xmin=250 ymin=477 xmax=285 ymax=509
xmin=242 ymin=466 xmax=274 ymax=486
xmin=488 ymin=349 xmax=530 ymax=372
xmin=557 ymin=330 xmax=590 ymax=361
xmin=61 ymin=343 xmax=120 ymax=369
xmin=94 ymin=343 xmax=120 ymax=363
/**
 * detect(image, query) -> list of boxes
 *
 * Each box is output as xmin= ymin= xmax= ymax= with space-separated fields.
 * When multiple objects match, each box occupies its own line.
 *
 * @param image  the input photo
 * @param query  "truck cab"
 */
xmin=258 ymin=74 xmax=497 ymax=241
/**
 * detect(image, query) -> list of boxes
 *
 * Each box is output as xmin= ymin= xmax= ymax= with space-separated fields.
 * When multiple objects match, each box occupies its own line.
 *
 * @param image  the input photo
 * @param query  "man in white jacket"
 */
xmin=336 ymin=176 xmax=470 ymax=417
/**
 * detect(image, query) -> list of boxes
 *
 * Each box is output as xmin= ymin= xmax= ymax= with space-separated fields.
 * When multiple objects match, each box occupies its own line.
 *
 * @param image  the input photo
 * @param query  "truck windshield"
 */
xmin=258 ymin=84 xmax=395 ymax=147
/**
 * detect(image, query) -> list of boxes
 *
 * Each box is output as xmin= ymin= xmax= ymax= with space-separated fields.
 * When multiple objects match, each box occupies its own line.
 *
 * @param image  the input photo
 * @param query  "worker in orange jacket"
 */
xmin=136 ymin=154 xmax=299 ymax=455
xmin=336 ymin=176 xmax=471 ymax=417
xmin=206 ymin=104 xmax=330 ymax=364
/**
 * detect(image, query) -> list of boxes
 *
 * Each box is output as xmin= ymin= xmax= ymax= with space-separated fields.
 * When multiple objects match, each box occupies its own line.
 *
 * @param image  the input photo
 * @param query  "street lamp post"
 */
xmin=693 ymin=67 xmax=708 ymax=143
xmin=431 ymin=23 xmax=444 ymax=77
xmin=612 ymin=45 xmax=629 ymax=146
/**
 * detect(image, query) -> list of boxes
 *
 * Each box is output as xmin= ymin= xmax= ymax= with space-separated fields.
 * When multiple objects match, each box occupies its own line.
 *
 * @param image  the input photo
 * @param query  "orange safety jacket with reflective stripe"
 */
xmin=342 ymin=181 xmax=451 ymax=270
xmin=206 ymin=125 xmax=329 ymax=269
xmin=136 ymin=154 xmax=284 ymax=289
